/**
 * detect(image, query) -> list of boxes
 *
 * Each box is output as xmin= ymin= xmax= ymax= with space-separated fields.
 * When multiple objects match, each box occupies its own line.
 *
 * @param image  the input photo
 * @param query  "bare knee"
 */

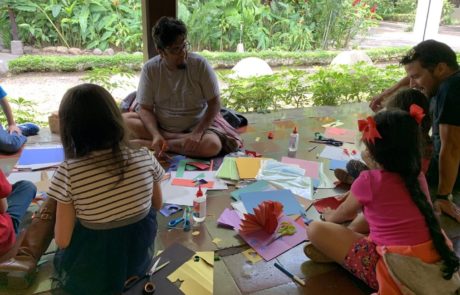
xmin=307 ymin=221 xmax=325 ymax=243
xmin=203 ymin=140 xmax=221 ymax=157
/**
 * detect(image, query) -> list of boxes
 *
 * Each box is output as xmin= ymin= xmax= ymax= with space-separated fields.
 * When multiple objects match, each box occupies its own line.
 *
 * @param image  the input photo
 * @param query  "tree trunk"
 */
xmin=7 ymin=6 xmax=19 ymax=41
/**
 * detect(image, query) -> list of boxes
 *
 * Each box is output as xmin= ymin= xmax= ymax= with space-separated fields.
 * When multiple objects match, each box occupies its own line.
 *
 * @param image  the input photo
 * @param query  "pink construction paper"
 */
xmin=281 ymin=157 xmax=320 ymax=179
xmin=217 ymin=208 xmax=241 ymax=230
xmin=324 ymin=127 xmax=357 ymax=143
xmin=238 ymin=215 xmax=308 ymax=261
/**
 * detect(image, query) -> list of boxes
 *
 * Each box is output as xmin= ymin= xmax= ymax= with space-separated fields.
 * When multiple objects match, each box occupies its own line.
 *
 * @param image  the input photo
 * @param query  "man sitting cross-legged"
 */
xmin=123 ymin=17 xmax=242 ymax=158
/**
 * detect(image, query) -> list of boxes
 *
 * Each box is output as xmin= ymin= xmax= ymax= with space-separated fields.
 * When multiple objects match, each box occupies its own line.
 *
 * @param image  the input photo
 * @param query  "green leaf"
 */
xmin=51 ymin=4 xmax=61 ymax=18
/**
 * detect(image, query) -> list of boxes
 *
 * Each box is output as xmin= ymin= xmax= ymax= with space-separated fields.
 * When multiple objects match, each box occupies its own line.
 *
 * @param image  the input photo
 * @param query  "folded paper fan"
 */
xmin=239 ymin=201 xmax=283 ymax=234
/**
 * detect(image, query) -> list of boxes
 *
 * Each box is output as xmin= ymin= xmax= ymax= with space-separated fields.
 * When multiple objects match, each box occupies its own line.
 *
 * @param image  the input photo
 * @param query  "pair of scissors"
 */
xmin=167 ymin=207 xmax=191 ymax=231
xmin=311 ymin=133 xmax=343 ymax=146
xmin=123 ymin=257 xmax=170 ymax=294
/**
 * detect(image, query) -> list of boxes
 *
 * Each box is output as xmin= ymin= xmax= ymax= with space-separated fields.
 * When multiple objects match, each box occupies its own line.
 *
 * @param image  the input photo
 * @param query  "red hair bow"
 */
xmin=409 ymin=104 xmax=425 ymax=125
xmin=358 ymin=116 xmax=382 ymax=144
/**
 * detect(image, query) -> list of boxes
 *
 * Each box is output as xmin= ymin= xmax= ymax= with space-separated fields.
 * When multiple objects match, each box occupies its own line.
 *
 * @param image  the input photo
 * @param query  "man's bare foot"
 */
xmin=434 ymin=199 xmax=460 ymax=223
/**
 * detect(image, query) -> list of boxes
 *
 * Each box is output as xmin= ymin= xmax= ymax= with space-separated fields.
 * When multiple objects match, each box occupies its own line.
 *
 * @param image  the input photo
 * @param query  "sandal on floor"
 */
xmin=18 ymin=123 xmax=40 ymax=137
xmin=303 ymin=242 xmax=334 ymax=263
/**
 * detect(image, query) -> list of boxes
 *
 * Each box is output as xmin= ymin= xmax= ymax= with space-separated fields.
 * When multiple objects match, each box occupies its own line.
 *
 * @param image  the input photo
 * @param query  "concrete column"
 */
xmin=413 ymin=0 xmax=443 ymax=41
xmin=10 ymin=40 xmax=23 ymax=55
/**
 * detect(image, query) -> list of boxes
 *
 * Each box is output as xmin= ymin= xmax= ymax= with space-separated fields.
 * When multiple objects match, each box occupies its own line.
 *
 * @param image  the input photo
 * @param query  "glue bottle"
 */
xmin=192 ymin=186 xmax=207 ymax=222
xmin=288 ymin=126 xmax=299 ymax=152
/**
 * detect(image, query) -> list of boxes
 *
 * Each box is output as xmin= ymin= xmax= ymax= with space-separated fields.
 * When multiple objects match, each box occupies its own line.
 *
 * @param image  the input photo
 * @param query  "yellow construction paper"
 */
xmin=235 ymin=157 xmax=265 ymax=179
xmin=167 ymin=251 xmax=214 ymax=295
xmin=242 ymin=248 xmax=262 ymax=264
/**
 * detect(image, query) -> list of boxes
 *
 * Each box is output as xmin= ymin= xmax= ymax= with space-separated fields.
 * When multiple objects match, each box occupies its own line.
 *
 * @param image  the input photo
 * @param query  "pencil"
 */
xmin=308 ymin=145 xmax=318 ymax=152
xmin=274 ymin=263 xmax=305 ymax=286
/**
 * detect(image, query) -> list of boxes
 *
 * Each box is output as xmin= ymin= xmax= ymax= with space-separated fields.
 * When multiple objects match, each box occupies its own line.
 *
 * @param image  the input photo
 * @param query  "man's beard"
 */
xmin=177 ymin=63 xmax=187 ymax=70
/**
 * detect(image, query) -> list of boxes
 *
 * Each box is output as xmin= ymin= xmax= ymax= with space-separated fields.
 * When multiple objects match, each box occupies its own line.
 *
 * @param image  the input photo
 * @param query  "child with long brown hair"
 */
xmin=307 ymin=108 xmax=459 ymax=294
xmin=48 ymin=83 xmax=165 ymax=294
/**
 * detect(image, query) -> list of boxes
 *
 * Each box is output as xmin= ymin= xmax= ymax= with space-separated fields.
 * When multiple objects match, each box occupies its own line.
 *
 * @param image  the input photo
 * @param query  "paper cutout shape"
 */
xmin=242 ymin=248 xmax=262 ymax=264
xmin=176 ymin=159 xmax=210 ymax=177
xmin=127 ymin=243 xmax=194 ymax=295
xmin=187 ymin=162 xmax=210 ymax=170
xmin=314 ymin=195 xmax=346 ymax=213
xmin=167 ymin=251 xmax=214 ymax=295
xmin=160 ymin=204 xmax=183 ymax=217
xmin=217 ymin=208 xmax=242 ymax=230
xmin=239 ymin=201 xmax=283 ymax=235
xmin=239 ymin=215 xmax=307 ymax=261
xmin=319 ymin=146 xmax=362 ymax=162
xmin=171 ymin=178 xmax=214 ymax=188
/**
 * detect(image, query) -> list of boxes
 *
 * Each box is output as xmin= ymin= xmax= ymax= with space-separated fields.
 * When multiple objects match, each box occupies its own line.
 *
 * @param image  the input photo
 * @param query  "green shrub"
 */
xmin=309 ymin=63 xmax=404 ymax=106
xmin=8 ymin=53 xmax=143 ymax=73
xmin=221 ymin=63 xmax=407 ymax=112
xmin=8 ymin=47 xmax=412 ymax=74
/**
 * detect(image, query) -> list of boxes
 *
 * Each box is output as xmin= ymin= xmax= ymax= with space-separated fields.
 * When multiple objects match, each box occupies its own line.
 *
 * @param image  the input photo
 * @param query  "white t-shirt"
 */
xmin=136 ymin=52 xmax=220 ymax=133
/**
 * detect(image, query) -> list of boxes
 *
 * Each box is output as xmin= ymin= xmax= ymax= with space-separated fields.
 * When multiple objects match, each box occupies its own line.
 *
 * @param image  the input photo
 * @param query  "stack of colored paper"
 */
xmin=216 ymin=157 xmax=240 ymax=181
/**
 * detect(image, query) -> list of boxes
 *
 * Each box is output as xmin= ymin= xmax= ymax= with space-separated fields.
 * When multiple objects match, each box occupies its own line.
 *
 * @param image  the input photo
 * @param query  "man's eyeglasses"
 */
xmin=165 ymin=41 xmax=191 ymax=54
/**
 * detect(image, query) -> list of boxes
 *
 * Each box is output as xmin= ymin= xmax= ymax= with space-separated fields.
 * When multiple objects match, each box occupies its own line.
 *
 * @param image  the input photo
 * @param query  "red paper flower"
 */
xmin=409 ymin=104 xmax=425 ymax=125
xmin=239 ymin=201 xmax=283 ymax=234
xmin=358 ymin=116 xmax=382 ymax=144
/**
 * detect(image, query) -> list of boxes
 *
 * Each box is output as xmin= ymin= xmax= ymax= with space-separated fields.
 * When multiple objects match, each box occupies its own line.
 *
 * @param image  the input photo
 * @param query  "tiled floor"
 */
xmin=2 ymin=102 xmax=460 ymax=295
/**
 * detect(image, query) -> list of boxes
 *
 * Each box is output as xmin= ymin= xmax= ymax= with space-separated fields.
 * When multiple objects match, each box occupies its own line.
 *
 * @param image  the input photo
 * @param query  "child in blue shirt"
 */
xmin=0 ymin=85 xmax=39 ymax=153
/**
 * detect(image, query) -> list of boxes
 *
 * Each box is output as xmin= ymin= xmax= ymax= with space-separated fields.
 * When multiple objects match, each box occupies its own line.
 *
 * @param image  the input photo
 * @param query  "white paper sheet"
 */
xmin=319 ymin=146 xmax=362 ymax=161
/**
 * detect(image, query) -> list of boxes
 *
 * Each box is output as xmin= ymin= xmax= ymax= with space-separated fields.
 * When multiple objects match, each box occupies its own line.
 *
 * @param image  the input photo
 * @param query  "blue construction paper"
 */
xmin=18 ymin=147 xmax=64 ymax=165
xmin=328 ymin=159 xmax=348 ymax=171
xmin=230 ymin=180 xmax=273 ymax=201
xmin=239 ymin=189 xmax=303 ymax=215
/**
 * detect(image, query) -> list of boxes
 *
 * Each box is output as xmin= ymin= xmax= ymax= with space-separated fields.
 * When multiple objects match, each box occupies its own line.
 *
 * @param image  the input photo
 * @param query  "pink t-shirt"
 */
xmin=351 ymin=170 xmax=431 ymax=246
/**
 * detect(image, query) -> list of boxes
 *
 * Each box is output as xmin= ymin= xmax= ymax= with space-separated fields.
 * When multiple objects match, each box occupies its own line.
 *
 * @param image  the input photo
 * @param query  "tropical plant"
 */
xmin=82 ymin=67 xmax=135 ymax=92
xmin=309 ymin=63 xmax=404 ymax=105
xmin=0 ymin=0 xmax=142 ymax=51
xmin=179 ymin=0 xmax=379 ymax=51
xmin=0 ymin=97 xmax=47 ymax=127
xmin=221 ymin=63 xmax=407 ymax=112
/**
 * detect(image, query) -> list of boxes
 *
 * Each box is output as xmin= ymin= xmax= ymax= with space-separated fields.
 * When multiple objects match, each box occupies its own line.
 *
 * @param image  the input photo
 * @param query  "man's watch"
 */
xmin=436 ymin=194 xmax=453 ymax=201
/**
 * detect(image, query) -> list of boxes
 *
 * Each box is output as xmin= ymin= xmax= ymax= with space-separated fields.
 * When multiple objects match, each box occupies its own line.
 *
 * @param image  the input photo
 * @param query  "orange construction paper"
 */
xmin=171 ymin=178 xmax=214 ymax=188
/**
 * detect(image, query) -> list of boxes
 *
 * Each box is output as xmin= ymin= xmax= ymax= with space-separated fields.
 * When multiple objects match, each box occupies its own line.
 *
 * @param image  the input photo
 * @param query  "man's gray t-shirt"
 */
xmin=136 ymin=53 xmax=219 ymax=133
